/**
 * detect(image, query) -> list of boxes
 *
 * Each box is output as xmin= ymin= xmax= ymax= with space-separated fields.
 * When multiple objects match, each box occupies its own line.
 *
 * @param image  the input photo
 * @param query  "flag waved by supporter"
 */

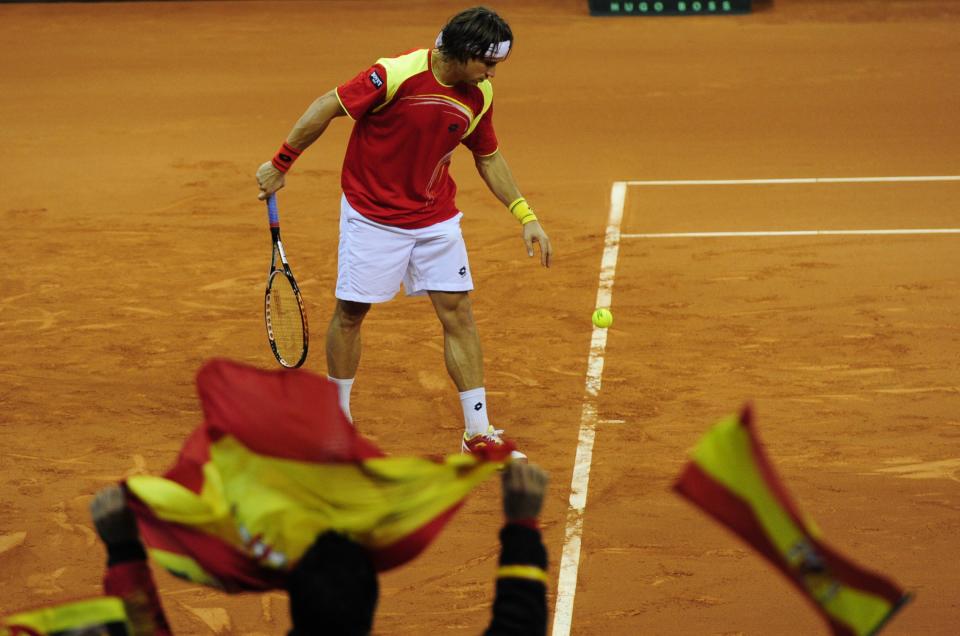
xmin=1 ymin=597 xmax=131 ymax=636
xmin=673 ymin=405 xmax=910 ymax=636
xmin=124 ymin=359 xmax=516 ymax=592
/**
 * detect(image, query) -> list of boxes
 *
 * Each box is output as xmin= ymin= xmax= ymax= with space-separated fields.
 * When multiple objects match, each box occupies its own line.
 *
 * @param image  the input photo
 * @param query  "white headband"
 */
xmin=435 ymin=32 xmax=512 ymax=62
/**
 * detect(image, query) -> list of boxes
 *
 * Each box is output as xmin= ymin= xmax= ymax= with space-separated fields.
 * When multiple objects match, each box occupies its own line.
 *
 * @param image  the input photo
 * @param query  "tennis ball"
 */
xmin=592 ymin=308 xmax=613 ymax=328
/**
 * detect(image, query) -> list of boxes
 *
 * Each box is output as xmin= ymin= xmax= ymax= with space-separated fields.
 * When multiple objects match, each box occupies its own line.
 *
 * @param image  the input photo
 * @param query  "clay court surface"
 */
xmin=2 ymin=0 xmax=959 ymax=633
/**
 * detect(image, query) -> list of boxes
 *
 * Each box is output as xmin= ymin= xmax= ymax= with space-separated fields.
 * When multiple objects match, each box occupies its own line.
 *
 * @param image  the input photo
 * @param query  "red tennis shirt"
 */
xmin=336 ymin=48 xmax=499 ymax=229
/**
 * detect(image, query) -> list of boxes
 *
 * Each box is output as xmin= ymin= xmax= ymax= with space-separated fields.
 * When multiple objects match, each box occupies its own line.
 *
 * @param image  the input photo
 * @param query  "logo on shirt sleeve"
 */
xmin=369 ymin=71 xmax=384 ymax=89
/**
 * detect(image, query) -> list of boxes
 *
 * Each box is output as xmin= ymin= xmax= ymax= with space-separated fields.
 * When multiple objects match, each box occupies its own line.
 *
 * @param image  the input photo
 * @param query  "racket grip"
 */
xmin=267 ymin=193 xmax=280 ymax=227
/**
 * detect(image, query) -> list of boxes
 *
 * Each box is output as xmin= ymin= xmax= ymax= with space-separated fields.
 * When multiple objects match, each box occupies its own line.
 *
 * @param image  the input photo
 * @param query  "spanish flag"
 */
xmin=124 ymin=359 xmax=514 ymax=592
xmin=673 ymin=405 xmax=910 ymax=636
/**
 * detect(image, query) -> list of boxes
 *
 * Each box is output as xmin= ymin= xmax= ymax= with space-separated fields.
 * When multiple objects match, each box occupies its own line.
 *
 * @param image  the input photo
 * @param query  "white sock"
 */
xmin=459 ymin=387 xmax=489 ymax=437
xmin=328 ymin=376 xmax=355 ymax=423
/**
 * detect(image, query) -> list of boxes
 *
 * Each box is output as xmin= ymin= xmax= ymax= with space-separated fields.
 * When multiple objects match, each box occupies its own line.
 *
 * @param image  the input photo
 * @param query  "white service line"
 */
xmin=622 ymin=228 xmax=960 ymax=239
xmin=552 ymin=181 xmax=626 ymax=636
xmin=625 ymin=175 xmax=960 ymax=186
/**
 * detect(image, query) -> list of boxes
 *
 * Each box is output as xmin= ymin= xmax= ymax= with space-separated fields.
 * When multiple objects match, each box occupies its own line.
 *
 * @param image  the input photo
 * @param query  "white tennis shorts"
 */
xmin=336 ymin=194 xmax=474 ymax=303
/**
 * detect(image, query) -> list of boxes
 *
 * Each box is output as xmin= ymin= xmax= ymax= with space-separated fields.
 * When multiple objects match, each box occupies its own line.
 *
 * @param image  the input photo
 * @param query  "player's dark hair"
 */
xmin=438 ymin=6 xmax=513 ymax=63
xmin=286 ymin=531 xmax=379 ymax=636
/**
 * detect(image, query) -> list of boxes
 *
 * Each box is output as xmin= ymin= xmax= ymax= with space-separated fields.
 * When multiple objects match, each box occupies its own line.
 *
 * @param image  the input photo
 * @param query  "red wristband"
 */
xmin=271 ymin=142 xmax=302 ymax=173
xmin=508 ymin=518 xmax=540 ymax=531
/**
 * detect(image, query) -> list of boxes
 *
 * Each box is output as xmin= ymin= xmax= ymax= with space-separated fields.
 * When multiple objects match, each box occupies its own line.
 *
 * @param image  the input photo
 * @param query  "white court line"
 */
xmin=551 ymin=182 xmax=626 ymax=636
xmin=621 ymin=175 xmax=960 ymax=240
xmin=625 ymin=175 xmax=960 ymax=186
xmin=623 ymin=228 xmax=960 ymax=239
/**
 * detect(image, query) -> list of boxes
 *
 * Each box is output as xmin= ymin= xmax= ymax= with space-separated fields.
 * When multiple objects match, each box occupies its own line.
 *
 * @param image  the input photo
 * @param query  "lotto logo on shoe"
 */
xmin=459 ymin=266 xmax=467 ymax=277
xmin=474 ymin=402 xmax=483 ymax=411
xmin=369 ymin=71 xmax=384 ymax=88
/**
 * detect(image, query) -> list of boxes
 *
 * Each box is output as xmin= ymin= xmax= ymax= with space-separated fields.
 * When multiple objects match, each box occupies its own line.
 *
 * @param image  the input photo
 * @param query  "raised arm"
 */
xmin=484 ymin=462 xmax=549 ymax=636
xmin=474 ymin=150 xmax=553 ymax=267
xmin=256 ymin=88 xmax=348 ymax=200
xmin=91 ymin=485 xmax=173 ymax=636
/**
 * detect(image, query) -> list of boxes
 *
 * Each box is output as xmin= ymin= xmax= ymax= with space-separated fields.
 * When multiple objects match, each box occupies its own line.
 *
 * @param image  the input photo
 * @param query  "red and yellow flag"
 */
xmin=673 ymin=405 xmax=910 ymax=636
xmin=125 ymin=359 xmax=515 ymax=592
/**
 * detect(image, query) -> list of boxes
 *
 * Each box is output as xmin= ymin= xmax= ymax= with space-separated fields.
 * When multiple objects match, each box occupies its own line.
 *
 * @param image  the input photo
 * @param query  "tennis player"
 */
xmin=256 ymin=6 xmax=551 ymax=459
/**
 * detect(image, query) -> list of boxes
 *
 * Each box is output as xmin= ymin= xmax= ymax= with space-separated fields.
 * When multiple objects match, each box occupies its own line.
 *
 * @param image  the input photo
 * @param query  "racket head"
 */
xmin=264 ymin=268 xmax=309 ymax=368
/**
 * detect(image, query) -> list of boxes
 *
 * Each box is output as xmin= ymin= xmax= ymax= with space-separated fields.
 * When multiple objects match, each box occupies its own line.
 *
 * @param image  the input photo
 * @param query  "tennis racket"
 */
xmin=264 ymin=193 xmax=309 ymax=368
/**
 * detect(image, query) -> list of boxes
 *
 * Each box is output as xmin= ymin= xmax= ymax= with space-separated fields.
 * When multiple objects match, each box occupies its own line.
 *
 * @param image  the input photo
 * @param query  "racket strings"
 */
xmin=268 ymin=274 xmax=305 ymax=363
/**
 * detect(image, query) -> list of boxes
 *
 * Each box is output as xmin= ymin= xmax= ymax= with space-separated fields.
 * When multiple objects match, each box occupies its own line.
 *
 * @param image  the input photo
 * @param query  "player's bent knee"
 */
xmin=431 ymin=292 xmax=476 ymax=332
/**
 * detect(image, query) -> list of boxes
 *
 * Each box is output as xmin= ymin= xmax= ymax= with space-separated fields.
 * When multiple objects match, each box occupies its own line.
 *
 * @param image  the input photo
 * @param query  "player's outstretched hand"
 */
xmin=522 ymin=220 xmax=552 ymax=268
xmin=90 ymin=485 xmax=140 ymax=546
xmin=502 ymin=462 xmax=549 ymax=521
xmin=256 ymin=161 xmax=286 ymax=201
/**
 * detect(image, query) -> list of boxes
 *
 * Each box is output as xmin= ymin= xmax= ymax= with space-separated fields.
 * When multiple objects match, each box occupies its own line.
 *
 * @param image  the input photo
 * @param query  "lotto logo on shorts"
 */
xmin=459 ymin=266 xmax=467 ymax=277
xmin=369 ymin=71 xmax=384 ymax=88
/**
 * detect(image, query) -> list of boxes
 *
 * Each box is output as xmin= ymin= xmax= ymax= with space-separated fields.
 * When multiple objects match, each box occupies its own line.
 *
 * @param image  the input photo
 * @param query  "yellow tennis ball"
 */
xmin=592 ymin=308 xmax=613 ymax=328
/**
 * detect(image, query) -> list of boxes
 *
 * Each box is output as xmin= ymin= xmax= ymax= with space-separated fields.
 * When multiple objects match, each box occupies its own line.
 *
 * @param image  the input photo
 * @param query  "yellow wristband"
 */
xmin=508 ymin=197 xmax=538 ymax=225
xmin=497 ymin=565 xmax=548 ymax=584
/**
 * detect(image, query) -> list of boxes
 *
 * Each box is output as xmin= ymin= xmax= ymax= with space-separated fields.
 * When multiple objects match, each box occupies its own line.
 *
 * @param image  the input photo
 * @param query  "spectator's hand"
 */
xmin=522 ymin=220 xmax=552 ymax=268
xmin=90 ymin=485 xmax=140 ymax=546
xmin=502 ymin=462 xmax=548 ymax=521
xmin=256 ymin=161 xmax=286 ymax=200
